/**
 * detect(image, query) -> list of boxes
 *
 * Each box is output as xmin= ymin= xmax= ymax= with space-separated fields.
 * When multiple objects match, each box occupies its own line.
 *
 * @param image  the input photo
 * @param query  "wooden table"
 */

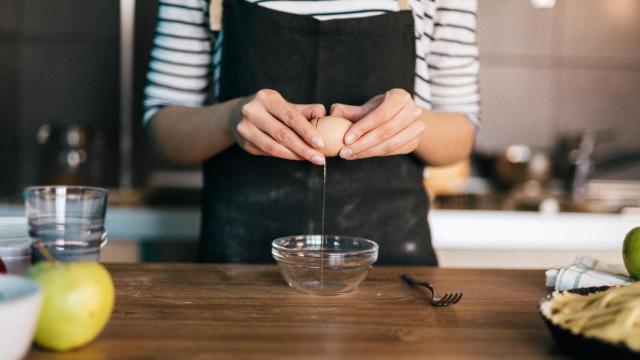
xmin=27 ymin=264 xmax=568 ymax=359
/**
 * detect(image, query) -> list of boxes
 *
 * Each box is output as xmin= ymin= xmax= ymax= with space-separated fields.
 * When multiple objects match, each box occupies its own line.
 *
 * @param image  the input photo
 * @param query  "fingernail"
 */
xmin=312 ymin=155 xmax=325 ymax=165
xmin=312 ymin=137 xmax=325 ymax=149
xmin=345 ymin=134 xmax=355 ymax=145
xmin=340 ymin=148 xmax=353 ymax=159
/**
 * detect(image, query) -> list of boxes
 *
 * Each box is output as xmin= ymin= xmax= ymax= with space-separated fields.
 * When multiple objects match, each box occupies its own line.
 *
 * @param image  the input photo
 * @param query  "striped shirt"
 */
xmin=144 ymin=0 xmax=480 ymax=129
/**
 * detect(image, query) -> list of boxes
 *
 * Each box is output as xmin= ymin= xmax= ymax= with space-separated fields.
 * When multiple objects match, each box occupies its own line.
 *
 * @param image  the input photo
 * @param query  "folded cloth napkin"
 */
xmin=545 ymin=256 xmax=634 ymax=291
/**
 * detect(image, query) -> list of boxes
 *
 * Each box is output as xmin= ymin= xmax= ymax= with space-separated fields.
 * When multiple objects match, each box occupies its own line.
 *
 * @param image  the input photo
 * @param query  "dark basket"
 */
xmin=540 ymin=286 xmax=640 ymax=359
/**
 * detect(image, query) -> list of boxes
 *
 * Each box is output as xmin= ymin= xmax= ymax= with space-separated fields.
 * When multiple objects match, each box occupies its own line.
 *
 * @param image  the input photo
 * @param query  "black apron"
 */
xmin=199 ymin=0 xmax=437 ymax=265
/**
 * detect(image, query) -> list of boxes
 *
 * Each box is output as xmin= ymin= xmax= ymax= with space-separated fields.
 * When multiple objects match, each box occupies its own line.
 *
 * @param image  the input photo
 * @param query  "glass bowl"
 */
xmin=272 ymin=235 xmax=378 ymax=296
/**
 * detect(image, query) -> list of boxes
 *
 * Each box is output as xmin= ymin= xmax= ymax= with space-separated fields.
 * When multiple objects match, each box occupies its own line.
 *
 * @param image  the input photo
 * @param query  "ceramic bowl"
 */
xmin=0 ymin=276 xmax=42 ymax=360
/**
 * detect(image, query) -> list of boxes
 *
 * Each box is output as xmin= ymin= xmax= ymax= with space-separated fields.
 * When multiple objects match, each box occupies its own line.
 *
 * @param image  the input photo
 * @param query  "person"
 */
xmin=144 ymin=0 xmax=480 ymax=265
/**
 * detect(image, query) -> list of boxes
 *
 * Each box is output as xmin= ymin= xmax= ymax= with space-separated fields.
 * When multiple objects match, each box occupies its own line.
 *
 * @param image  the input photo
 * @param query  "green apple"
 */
xmin=623 ymin=227 xmax=640 ymax=280
xmin=26 ymin=261 xmax=115 ymax=351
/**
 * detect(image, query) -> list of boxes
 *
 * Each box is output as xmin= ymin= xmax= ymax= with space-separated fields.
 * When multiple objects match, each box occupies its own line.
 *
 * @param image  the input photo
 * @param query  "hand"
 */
xmin=230 ymin=89 xmax=327 ymax=165
xmin=330 ymin=89 xmax=426 ymax=160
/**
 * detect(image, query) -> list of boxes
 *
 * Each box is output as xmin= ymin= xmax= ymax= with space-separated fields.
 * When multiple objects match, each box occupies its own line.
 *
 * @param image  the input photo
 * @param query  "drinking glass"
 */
xmin=24 ymin=186 xmax=109 ymax=262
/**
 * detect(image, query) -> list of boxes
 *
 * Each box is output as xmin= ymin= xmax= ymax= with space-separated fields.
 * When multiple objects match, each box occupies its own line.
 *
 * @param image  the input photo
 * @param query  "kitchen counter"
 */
xmin=3 ymin=206 xmax=637 ymax=267
xmin=26 ymin=264 xmax=567 ymax=359
xmin=2 ymin=204 xmax=637 ymax=248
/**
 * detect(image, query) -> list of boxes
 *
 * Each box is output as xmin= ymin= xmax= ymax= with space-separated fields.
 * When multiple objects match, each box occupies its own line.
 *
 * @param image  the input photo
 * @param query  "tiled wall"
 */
xmin=0 ymin=0 xmax=120 ymax=195
xmin=475 ymin=0 xmax=640 ymax=152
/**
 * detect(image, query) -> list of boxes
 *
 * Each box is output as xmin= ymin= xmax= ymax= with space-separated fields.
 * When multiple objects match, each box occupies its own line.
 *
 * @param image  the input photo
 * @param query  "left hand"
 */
xmin=330 ymin=89 xmax=426 ymax=160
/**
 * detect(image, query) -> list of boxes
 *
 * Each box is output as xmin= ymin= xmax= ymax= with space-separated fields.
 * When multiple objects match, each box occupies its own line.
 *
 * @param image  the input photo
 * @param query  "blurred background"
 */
xmin=0 ymin=0 xmax=639 ymax=267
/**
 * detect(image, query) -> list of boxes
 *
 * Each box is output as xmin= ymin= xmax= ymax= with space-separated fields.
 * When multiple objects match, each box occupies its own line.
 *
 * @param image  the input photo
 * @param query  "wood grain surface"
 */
xmin=26 ymin=264 xmax=568 ymax=359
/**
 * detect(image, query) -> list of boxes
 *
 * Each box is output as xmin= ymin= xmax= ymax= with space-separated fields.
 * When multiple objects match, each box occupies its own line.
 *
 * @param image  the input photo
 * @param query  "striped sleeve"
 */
xmin=427 ymin=0 xmax=480 ymax=129
xmin=143 ymin=0 xmax=213 ymax=125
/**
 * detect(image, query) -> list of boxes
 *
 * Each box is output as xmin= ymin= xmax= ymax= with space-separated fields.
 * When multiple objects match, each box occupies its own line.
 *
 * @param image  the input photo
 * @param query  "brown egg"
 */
xmin=311 ymin=116 xmax=352 ymax=157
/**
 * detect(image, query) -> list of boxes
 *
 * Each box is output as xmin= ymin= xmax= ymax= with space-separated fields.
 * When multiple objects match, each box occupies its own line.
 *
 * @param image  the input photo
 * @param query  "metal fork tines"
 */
xmin=401 ymin=274 xmax=463 ymax=307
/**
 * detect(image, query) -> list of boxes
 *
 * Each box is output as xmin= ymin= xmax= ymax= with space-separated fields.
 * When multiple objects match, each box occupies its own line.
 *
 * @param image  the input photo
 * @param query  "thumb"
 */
xmin=330 ymin=103 xmax=364 ymax=122
xmin=293 ymin=103 xmax=326 ymax=120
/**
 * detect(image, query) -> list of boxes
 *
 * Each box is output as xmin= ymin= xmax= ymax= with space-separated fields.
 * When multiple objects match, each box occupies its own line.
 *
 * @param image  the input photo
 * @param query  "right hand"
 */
xmin=229 ymin=89 xmax=327 ymax=165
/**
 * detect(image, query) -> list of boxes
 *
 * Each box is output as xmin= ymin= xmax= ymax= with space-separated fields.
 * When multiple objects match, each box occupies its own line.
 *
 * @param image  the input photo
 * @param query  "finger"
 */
xmin=343 ymin=120 xmax=425 ymax=160
xmin=236 ymin=119 xmax=302 ymax=160
xmin=391 ymin=139 xmax=420 ymax=155
xmin=330 ymin=95 xmax=383 ymax=121
xmin=330 ymin=104 xmax=364 ymax=121
xmin=250 ymin=109 xmax=325 ymax=165
xmin=293 ymin=103 xmax=326 ymax=120
xmin=340 ymin=103 xmax=421 ymax=157
xmin=242 ymin=140 xmax=268 ymax=156
xmin=259 ymin=90 xmax=325 ymax=150
xmin=343 ymin=89 xmax=411 ymax=145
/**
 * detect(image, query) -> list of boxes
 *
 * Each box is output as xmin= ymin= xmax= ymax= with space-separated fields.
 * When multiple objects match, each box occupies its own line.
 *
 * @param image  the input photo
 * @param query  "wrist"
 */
xmin=225 ymin=96 xmax=252 ymax=144
xmin=418 ymin=108 xmax=432 ymax=139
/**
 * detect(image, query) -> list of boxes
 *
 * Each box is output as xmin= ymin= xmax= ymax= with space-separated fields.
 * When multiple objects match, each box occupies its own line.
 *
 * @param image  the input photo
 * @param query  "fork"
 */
xmin=401 ymin=274 xmax=463 ymax=307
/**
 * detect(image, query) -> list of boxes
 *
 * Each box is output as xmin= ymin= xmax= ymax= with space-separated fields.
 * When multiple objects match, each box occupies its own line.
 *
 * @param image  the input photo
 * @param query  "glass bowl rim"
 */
xmin=272 ymin=234 xmax=379 ymax=258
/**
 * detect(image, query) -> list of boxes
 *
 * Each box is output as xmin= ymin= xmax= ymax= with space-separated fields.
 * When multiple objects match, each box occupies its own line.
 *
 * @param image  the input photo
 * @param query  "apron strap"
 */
xmin=210 ymin=0 xmax=412 ymax=30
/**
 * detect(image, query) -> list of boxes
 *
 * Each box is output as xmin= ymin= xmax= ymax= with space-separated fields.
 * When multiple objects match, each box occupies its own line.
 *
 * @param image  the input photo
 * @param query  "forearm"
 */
xmin=148 ymin=97 xmax=245 ymax=165
xmin=413 ymin=110 xmax=475 ymax=166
